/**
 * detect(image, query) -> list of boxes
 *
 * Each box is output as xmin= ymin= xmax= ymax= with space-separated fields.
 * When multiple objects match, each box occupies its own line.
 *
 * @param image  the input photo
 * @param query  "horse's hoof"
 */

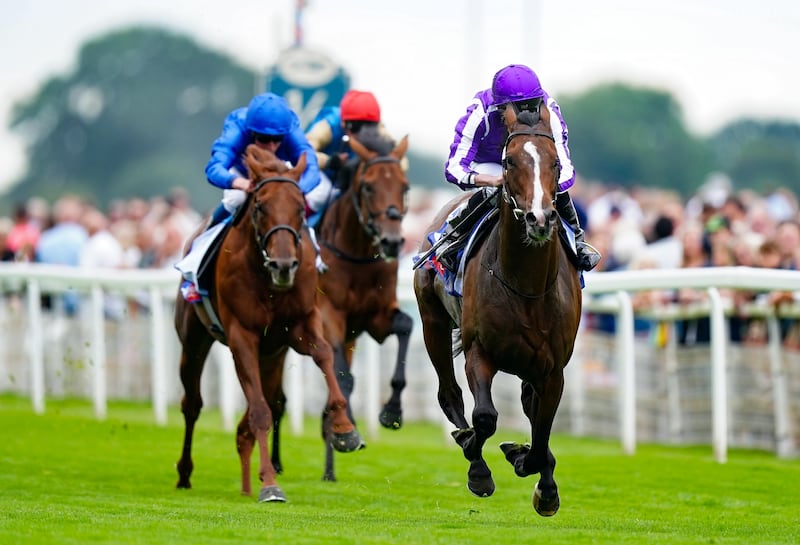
xmin=499 ymin=441 xmax=532 ymax=476
xmin=379 ymin=407 xmax=402 ymax=430
xmin=532 ymin=482 xmax=559 ymax=516
xmin=467 ymin=477 xmax=496 ymax=498
xmin=176 ymin=479 xmax=191 ymax=489
xmin=322 ymin=472 xmax=337 ymax=482
xmin=499 ymin=441 xmax=530 ymax=461
xmin=258 ymin=485 xmax=287 ymax=503
xmin=330 ymin=429 xmax=365 ymax=453
xmin=451 ymin=428 xmax=474 ymax=448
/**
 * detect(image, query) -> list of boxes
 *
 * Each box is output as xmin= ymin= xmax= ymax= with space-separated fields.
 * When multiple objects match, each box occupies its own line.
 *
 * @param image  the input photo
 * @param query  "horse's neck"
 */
xmin=324 ymin=189 xmax=374 ymax=255
xmin=228 ymin=211 xmax=267 ymax=273
xmin=493 ymin=207 xmax=559 ymax=295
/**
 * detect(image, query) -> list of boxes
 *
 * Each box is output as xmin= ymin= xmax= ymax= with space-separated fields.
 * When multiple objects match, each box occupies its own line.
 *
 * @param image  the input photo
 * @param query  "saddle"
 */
xmin=175 ymin=204 xmax=250 ymax=342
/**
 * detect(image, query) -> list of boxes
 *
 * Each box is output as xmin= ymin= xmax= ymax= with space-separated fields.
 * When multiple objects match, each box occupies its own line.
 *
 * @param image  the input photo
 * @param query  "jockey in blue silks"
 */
xmin=205 ymin=92 xmax=330 ymax=229
xmin=442 ymin=64 xmax=601 ymax=271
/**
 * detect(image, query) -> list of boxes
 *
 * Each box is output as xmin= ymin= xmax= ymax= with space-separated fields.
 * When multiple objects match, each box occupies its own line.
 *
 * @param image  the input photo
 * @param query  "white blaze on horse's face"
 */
xmin=523 ymin=141 xmax=547 ymax=226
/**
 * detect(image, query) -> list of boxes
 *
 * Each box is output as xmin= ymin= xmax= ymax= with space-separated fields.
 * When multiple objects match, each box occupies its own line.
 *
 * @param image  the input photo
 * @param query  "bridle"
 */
xmin=500 ymin=129 xmax=559 ymax=222
xmin=322 ymin=155 xmax=407 ymax=263
xmin=351 ymin=156 xmax=407 ymax=241
xmin=250 ymin=176 xmax=304 ymax=269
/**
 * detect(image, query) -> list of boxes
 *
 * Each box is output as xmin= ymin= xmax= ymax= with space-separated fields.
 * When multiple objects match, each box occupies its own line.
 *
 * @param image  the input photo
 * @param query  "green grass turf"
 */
xmin=0 ymin=394 xmax=798 ymax=544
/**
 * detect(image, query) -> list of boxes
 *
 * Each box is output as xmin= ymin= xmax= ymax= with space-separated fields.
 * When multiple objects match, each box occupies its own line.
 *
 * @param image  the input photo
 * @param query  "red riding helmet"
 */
xmin=340 ymin=90 xmax=381 ymax=122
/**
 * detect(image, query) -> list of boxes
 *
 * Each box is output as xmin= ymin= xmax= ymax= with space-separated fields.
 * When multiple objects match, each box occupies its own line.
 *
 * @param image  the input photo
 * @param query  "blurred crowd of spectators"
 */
xmin=0 ymin=187 xmax=201 ymax=270
xmin=2 ymin=178 xmax=799 ymax=345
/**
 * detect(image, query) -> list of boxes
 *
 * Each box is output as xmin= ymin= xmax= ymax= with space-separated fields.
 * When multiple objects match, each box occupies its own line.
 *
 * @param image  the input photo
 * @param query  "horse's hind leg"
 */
xmin=236 ymin=411 xmax=256 ymax=496
xmin=269 ymin=385 xmax=287 ymax=475
xmin=379 ymin=309 xmax=413 ymax=430
xmin=415 ymin=277 xmax=468 ymax=429
xmin=175 ymin=302 xmax=214 ymax=489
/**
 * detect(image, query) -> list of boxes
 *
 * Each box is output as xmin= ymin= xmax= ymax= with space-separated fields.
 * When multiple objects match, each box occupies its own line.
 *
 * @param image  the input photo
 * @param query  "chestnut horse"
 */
xmin=271 ymin=128 xmax=414 ymax=481
xmin=175 ymin=145 xmax=362 ymax=503
xmin=413 ymin=105 xmax=581 ymax=515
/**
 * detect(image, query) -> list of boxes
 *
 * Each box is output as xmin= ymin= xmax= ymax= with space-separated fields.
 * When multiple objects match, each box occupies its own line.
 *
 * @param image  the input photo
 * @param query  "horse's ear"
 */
xmin=537 ymin=103 xmax=551 ymax=129
xmin=290 ymin=151 xmax=307 ymax=179
xmin=391 ymin=134 xmax=409 ymax=160
xmin=245 ymin=144 xmax=262 ymax=184
xmin=503 ymin=105 xmax=519 ymax=131
xmin=348 ymin=135 xmax=372 ymax=162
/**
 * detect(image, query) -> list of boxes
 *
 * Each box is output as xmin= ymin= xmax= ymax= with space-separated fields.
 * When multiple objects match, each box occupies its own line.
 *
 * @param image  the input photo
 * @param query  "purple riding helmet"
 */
xmin=491 ymin=64 xmax=544 ymax=106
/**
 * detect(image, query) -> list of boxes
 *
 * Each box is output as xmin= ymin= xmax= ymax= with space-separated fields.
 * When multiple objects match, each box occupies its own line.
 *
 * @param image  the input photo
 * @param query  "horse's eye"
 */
xmin=503 ymin=157 xmax=514 ymax=170
xmin=363 ymin=183 xmax=374 ymax=196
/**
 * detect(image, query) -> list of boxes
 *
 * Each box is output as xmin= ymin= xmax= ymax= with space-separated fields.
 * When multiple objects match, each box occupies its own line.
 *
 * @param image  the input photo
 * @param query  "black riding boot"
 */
xmin=556 ymin=191 xmax=601 ymax=271
xmin=436 ymin=187 xmax=497 ymax=271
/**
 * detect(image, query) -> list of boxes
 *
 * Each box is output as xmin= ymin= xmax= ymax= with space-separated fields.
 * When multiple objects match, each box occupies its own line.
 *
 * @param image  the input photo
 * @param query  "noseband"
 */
xmin=500 ymin=130 xmax=559 ymax=221
xmin=251 ymin=176 xmax=304 ymax=268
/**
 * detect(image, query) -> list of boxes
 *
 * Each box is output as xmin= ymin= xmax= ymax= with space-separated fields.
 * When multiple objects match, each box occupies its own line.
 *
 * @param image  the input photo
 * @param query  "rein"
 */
xmin=250 ymin=176 xmax=304 ymax=268
xmin=481 ymin=256 xmax=559 ymax=299
xmin=321 ymin=155 xmax=405 ymax=264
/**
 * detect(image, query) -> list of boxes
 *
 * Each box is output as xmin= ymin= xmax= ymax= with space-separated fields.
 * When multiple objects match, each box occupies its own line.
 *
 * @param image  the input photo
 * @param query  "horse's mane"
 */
xmin=246 ymin=145 xmax=289 ymax=181
xmin=232 ymin=145 xmax=293 ymax=227
xmin=350 ymin=125 xmax=395 ymax=156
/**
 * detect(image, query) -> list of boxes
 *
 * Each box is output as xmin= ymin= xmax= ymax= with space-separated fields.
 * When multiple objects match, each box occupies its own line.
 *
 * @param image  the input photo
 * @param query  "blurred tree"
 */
xmin=709 ymin=120 xmax=800 ymax=192
xmin=560 ymin=83 xmax=713 ymax=196
xmin=3 ymin=26 xmax=256 ymax=214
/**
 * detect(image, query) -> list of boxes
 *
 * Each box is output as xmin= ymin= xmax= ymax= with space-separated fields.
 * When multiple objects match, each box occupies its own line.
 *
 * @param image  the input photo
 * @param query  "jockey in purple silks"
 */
xmin=442 ymin=64 xmax=601 ymax=271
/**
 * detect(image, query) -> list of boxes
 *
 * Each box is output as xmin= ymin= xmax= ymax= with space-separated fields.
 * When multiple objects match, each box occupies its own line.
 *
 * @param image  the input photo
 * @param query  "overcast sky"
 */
xmin=2 ymin=0 xmax=799 ymax=193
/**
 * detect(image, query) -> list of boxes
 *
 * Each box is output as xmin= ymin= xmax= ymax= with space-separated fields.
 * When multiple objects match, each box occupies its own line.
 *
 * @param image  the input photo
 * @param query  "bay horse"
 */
xmin=413 ymin=105 xmax=581 ymax=515
xmin=271 ymin=128 xmax=414 ymax=482
xmin=175 ymin=145 xmax=362 ymax=503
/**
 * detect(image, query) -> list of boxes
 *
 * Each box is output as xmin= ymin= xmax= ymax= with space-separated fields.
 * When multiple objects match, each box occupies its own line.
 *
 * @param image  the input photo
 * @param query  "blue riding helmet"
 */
xmin=491 ymin=64 xmax=544 ymax=106
xmin=245 ymin=93 xmax=299 ymax=136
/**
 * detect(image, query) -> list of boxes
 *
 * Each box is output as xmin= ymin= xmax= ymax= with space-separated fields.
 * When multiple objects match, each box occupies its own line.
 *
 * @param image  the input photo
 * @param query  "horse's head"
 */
xmin=500 ymin=104 xmax=561 ymax=244
xmin=245 ymin=145 xmax=308 ymax=290
xmin=347 ymin=131 xmax=410 ymax=260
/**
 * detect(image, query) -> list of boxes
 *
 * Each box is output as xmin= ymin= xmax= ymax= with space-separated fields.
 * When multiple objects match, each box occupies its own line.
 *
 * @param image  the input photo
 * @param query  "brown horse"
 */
xmin=413 ymin=105 xmax=581 ymax=515
xmin=271 ymin=128 xmax=414 ymax=481
xmin=175 ymin=145 xmax=362 ymax=503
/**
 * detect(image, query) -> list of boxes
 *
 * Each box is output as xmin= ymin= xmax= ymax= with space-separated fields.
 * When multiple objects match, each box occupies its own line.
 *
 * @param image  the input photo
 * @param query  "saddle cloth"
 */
xmin=413 ymin=214 xmax=584 ymax=297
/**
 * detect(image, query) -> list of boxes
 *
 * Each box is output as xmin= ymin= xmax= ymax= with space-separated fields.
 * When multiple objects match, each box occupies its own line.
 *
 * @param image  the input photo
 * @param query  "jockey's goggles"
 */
xmin=252 ymin=133 xmax=284 ymax=144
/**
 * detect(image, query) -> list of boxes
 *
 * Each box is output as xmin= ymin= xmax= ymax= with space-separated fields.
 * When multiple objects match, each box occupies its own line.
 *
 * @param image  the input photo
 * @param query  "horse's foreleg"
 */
xmin=175 ymin=307 xmax=214 ymax=490
xmin=379 ymin=309 xmax=413 ymax=430
xmin=293 ymin=316 xmax=363 ymax=454
xmin=523 ymin=372 xmax=565 ymax=516
xmin=321 ymin=343 xmax=353 ymax=481
xmin=227 ymin=329 xmax=284 ymax=502
xmin=461 ymin=345 xmax=498 ymax=498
